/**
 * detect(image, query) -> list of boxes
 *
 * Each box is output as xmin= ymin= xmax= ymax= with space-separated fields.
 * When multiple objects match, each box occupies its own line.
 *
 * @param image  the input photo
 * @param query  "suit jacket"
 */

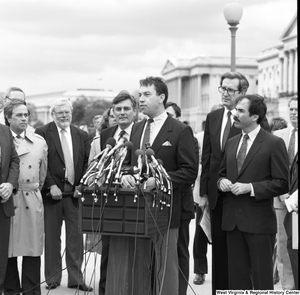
xmin=35 ymin=122 xmax=90 ymax=196
xmin=200 ymin=108 xmax=241 ymax=210
xmin=0 ymin=124 xmax=20 ymax=217
xmin=273 ymin=126 xmax=292 ymax=208
xmin=219 ymin=128 xmax=289 ymax=234
xmin=130 ymin=116 xmax=198 ymax=228
xmin=200 ymin=108 xmax=270 ymax=210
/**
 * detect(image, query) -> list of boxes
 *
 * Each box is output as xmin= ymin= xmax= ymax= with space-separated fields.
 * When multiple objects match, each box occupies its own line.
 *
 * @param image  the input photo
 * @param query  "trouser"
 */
xmin=4 ymin=256 xmax=41 ymax=295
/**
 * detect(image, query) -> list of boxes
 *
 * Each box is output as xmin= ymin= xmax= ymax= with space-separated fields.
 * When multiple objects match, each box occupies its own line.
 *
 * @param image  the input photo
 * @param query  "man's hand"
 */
xmin=50 ymin=185 xmax=63 ymax=200
xmin=199 ymin=195 xmax=209 ymax=211
xmin=144 ymin=177 xmax=156 ymax=190
xmin=219 ymin=178 xmax=233 ymax=192
xmin=121 ymin=175 xmax=136 ymax=188
xmin=0 ymin=183 xmax=13 ymax=203
xmin=231 ymin=182 xmax=251 ymax=196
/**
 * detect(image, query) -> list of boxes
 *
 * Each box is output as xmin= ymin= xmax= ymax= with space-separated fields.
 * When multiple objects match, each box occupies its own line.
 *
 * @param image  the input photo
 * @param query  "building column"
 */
xmin=197 ymin=75 xmax=202 ymax=109
xmin=177 ymin=77 xmax=182 ymax=106
xmin=294 ymin=49 xmax=298 ymax=94
xmin=288 ymin=49 xmax=295 ymax=95
xmin=279 ymin=57 xmax=284 ymax=93
xmin=283 ymin=51 xmax=289 ymax=94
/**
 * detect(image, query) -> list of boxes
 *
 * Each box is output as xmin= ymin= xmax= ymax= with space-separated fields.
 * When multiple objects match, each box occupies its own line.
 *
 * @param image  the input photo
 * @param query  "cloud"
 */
xmin=0 ymin=0 xmax=297 ymax=94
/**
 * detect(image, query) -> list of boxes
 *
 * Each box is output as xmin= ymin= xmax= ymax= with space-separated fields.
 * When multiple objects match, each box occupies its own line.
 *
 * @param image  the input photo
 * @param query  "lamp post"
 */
xmin=223 ymin=2 xmax=243 ymax=72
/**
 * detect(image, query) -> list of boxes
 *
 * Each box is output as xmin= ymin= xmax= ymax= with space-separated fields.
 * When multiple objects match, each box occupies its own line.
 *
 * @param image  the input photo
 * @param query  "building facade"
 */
xmin=161 ymin=56 xmax=258 ymax=132
xmin=257 ymin=13 xmax=297 ymax=120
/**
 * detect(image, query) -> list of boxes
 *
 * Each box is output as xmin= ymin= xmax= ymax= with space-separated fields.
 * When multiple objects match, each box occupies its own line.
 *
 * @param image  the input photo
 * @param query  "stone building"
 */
xmin=161 ymin=56 xmax=258 ymax=132
xmin=257 ymin=13 xmax=297 ymax=120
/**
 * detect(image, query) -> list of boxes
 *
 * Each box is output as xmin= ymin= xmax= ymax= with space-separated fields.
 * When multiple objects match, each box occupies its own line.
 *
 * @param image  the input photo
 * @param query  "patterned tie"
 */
xmin=60 ymin=129 xmax=75 ymax=185
xmin=118 ymin=130 xmax=126 ymax=141
xmin=287 ymin=128 xmax=297 ymax=167
xmin=141 ymin=118 xmax=154 ymax=150
xmin=222 ymin=111 xmax=231 ymax=151
xmin=237 ymin=134 xmax=249 ymax=173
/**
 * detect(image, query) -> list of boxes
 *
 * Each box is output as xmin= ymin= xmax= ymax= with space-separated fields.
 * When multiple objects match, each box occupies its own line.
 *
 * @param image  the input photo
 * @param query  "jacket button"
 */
xmin=27 ymin=179 xmax=30 ymax=182
xmin=14 ymin=206 xmax=17 ymax=209
xmin=28 ymin=165 xmax=32 ymax=168
xmin=26 ymin=192 xmax=29 ymax=196
xmin=26 ymin=206 xmax=29 ymax=209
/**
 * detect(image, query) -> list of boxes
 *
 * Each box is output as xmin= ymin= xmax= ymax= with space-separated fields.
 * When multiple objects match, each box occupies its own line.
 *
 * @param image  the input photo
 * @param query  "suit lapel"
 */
xmin=238 ymin=129 xmax=265 ymax=175
xmin=151 ymin=116 xmax=172 ymax=154
xmin=212 ymin=109 xmax=224 ymax=151
xmin=70 ymin=125 xmax=80 ymax=169
xmin=49 ymin=122 xmax=65 ymax=164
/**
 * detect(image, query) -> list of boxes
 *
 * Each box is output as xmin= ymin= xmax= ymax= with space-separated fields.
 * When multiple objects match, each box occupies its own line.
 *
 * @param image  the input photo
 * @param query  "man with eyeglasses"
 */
xmin=35 ymin=98 xmax=92 ymax=292
xmin=199 ymin=72 xmax=270 ymax=293
xmin=273 ymin=96 xmax=298 ymax=290
xmin=0 ymin=87 xmax=26 ymax=124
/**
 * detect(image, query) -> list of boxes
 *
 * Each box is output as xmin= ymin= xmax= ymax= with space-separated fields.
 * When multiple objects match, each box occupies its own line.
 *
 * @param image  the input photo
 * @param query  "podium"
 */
xmin=79 ymin=186 xmax=171 ymax=294
xmin=79 ymin=186 xmax=170 ymax=238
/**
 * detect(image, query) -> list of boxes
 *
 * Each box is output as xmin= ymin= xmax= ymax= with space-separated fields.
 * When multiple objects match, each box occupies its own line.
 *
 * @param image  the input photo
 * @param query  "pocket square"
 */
xmin=162 ymin=141 xmax=172 ymax=146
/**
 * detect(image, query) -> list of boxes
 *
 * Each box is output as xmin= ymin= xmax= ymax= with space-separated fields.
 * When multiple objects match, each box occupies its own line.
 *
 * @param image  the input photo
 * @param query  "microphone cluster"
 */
xmin=79 ymin=138 xmax=171 ymax=208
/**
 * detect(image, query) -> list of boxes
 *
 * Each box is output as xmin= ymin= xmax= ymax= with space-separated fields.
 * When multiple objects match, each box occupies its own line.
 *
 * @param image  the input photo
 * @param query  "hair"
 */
xmin=269 ymin=116 xmax=288 ymax=133
xmin=165 ymin=101 xmax=181 ymax=118
xmin=220 ymin=72 xmax=249 ymax=94
xmin=4 ymin=99 xmax=28 ymax=126
xmin=49 ymin=98 xmax=73 ymax=114
xmin=3 ymin=87 xmax=26 ymax=101
xmin=288 ymin=96 xmax=298 ymax=107
xmin=139 ymin=76 xmax=168 ymax=106
xmin=93 ymin=114 xmax=102 ymax=124
xmin=99 ymin=107 xmax=113 ymax=130
xmin=112 ymin=90 xmax=137 ymax=109
xmin=236 ymin=94 xmax=267 ymax=124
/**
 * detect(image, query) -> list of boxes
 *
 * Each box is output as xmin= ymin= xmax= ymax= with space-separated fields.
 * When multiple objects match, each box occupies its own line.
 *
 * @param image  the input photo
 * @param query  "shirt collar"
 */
xmin=116 ymin=122 xmax=134 ymax=137
xmin=152 ymin=111 xmax=168 ymax=124
xmin=242 ymin=125 xmax=261 ymax=141
xmin=56 ymin=125 xmax=71 ymax=134
xmin=11 ymin=130 xmax=26 ymax=139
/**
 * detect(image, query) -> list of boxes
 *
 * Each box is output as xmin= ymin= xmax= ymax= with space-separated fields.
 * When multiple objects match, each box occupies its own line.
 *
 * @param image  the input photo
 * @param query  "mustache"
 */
xmin=233 ymin=115 xmax=240 ymax=123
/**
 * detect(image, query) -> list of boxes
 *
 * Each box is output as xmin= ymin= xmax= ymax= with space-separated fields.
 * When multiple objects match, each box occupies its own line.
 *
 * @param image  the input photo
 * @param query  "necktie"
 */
xmin=237 ymin=134 xmax=249 ymax=174
xmin=288 ymin=128 xmax=297 ymax=167
xmin=141 ymin=118 xmax=154 ymax=150
xmin=222 ymin=111 xmax=231 ymax=151
xmin=60 ymin=129 xmax=75 ymax=185
xmin=118 ymin=130 xmax=126 ymax=141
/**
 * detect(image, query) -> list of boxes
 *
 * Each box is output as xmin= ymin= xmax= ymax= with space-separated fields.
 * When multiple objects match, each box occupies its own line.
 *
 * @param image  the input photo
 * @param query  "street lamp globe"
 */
xmin=223 ymin=2 xmax=243 ymax=71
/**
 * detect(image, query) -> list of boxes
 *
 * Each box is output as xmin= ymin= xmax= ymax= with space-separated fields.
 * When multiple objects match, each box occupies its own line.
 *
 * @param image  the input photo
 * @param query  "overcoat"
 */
xmin=8 ymin=128 xmax=48 ymax=257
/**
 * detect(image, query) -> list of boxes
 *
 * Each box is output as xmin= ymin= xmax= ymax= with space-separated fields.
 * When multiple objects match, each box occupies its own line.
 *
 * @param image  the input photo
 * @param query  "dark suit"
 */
xmin=200 ymin=108 xmax=270 ymax=293
xmin=130 ymin=116 xmax=198 ymax=294
xmin=35 ymin=122 xmax=90 ymax=286
xmin=219 ymin=128 xmax=289 ymax=289
xmin=284 ymin=152 xmax=298 ymax=289
xmin=200 ymin=107 xmax=241 ymax=292
xmin=98 ymin=125 xmax=127 ymax=295
xmin=0 ymin=124 xmax=19 ymax=290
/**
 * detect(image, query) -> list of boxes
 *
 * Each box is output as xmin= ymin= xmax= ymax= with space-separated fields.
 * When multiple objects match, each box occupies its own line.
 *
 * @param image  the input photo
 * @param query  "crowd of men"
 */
xmin=0 ymin=72 xmax=298 ymax=295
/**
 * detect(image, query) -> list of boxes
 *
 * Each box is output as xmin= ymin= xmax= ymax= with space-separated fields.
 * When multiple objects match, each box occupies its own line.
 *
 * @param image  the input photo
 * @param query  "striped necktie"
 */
xmin=288 ymin=128 xmax=297 ymax=167
xmin=237 ymin=134 xmax=249 ymax=173
xmin=141 ymin=118 xmax=154 ymax=150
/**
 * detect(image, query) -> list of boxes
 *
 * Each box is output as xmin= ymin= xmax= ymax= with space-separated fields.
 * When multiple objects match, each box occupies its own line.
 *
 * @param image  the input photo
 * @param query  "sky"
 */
xmin=0 ymin=0 xmax=297 ymax=95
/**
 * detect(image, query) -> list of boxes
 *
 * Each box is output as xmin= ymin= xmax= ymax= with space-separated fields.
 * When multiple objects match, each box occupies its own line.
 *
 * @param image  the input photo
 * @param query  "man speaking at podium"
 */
xmin=121 ymin=76 xmax=198 ymax=295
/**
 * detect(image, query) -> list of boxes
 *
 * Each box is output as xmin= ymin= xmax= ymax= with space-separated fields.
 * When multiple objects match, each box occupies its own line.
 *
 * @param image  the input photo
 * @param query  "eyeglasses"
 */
xmin=53 ymin=111 xmax=71 ymax=116
xmin=218 ymin=86 xmax=240 ymax=96
xmin=289 ymin=108 xmax=298 ymax=112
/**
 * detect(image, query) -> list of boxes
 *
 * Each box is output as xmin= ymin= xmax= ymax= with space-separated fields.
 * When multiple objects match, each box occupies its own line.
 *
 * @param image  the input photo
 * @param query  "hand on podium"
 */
xmin=121 ymin=175 xmax=136 ymax=188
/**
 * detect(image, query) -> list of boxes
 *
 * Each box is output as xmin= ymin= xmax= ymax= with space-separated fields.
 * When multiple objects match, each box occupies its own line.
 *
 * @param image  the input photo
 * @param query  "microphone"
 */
xmin=114 ymin=141 xmax=133 ymax=183
xmin=93 ymin=137 xmax=116 ymax=161
xmin=107 ymin=137 xmax=127 ymax=157
xmin=135 ymin=149 xmax=144 ymax=183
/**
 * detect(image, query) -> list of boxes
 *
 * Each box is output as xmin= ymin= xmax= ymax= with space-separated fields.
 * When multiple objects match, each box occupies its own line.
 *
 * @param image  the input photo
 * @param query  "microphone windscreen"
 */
xmin=106 ymin=137 xmax=116 ymax=148
xmin=157 ymin=159 xmax=164 ymax=166
xmin=124 ymin=141 xmax=133 ymax=150
xmin=145 ymin=148 xmax=155 ymax=157
xmin=135 ymin=149 xmax=144 ymax=157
